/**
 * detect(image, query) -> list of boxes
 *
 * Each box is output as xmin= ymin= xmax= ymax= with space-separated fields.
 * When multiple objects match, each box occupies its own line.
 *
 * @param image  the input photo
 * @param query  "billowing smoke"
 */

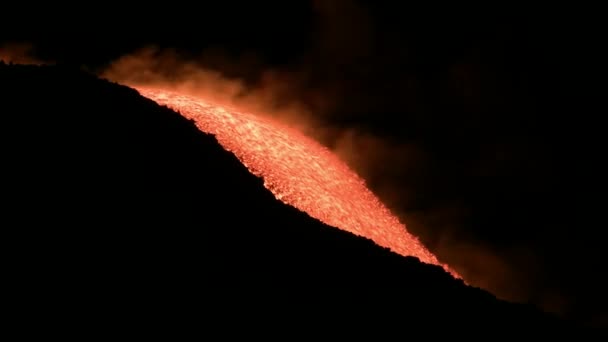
xmin=101 ymin=47 xmax=324 ymax=139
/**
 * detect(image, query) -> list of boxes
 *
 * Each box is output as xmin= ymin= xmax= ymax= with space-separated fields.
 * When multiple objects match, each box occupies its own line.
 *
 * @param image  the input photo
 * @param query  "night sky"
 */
xmin=2 ymin=1 xmax=605 ymax=325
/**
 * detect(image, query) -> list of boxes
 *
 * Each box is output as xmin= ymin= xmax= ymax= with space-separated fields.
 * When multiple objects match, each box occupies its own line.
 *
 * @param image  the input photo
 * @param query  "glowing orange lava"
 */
xmin=137 ymin=87 xmax=458 ymax=277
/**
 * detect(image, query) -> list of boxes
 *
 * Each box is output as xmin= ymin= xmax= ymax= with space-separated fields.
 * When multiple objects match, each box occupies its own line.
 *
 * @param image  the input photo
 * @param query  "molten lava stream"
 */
xmin=136 ymin=87 xmax=459 ymax=278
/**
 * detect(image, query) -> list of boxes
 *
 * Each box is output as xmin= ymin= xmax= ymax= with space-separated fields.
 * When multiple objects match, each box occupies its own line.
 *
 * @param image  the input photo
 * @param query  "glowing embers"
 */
xmin=137 ymin=87 xmax=456 ymax=277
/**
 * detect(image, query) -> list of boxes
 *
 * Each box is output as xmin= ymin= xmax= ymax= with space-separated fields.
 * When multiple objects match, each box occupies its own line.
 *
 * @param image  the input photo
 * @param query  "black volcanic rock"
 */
xmin=0 ymin=63 xmax=595 ymax=337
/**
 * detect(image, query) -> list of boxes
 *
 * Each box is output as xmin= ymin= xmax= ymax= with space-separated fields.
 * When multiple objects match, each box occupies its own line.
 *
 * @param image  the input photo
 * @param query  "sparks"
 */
xmin=137 ymin=87 xmax=458 ymax=277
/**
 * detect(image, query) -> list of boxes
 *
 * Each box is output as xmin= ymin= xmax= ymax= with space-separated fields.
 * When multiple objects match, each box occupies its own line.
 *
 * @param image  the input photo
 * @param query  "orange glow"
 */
xmin=137 ymin=87 xmax=459 ymax=278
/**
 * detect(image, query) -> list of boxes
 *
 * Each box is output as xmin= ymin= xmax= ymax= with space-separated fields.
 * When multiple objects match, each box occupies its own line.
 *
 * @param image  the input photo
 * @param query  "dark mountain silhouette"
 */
xmin=1 ymin=62 xmax=596 ymax=337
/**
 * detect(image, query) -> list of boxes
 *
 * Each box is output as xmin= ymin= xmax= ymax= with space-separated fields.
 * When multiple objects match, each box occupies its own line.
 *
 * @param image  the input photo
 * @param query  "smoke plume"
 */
xmin=101 ymin=46 xmax=324 ymax=139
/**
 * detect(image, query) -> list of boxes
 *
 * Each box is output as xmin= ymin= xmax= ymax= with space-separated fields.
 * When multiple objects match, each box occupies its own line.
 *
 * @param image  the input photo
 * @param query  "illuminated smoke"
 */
xmin=136 ymin=87 xmax=459 ymax=278
xmin=0 ymin=43 xmax=42 ymax=65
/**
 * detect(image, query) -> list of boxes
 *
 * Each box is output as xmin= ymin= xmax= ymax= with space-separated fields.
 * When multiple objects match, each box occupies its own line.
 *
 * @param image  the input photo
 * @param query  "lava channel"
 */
xmin=136 ymin=87 xmax=458 ymax=278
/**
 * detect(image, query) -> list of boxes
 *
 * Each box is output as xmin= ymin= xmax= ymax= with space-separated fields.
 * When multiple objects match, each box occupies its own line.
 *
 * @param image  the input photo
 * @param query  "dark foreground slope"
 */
xmin=0 ymin=63 xmax=593 ymax=337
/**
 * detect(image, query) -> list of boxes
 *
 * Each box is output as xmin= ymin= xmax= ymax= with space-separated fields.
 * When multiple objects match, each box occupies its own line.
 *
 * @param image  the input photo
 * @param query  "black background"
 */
xmin=1 ymin=1 xmax=605 ymax=326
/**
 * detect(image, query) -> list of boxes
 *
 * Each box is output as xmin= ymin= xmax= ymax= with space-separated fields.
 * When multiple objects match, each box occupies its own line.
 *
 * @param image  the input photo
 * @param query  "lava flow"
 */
xmin=137 ymin=87 xmax=458 ymax=277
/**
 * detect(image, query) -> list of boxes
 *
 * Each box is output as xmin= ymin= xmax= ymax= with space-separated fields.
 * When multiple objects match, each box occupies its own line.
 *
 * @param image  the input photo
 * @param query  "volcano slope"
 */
xmin=0 ymin=63 xmax=591 ymax=337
